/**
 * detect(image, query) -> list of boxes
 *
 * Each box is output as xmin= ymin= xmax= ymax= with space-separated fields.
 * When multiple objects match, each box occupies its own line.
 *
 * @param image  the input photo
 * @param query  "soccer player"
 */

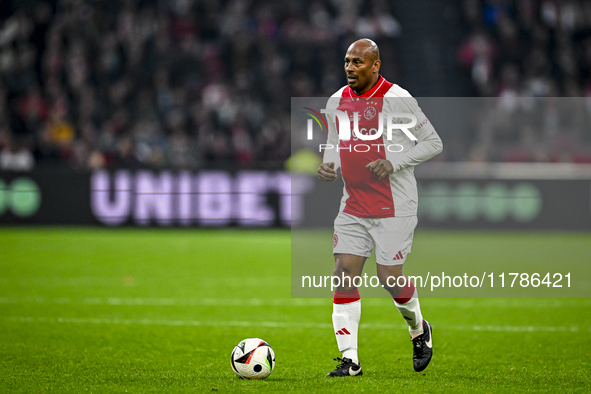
xmin=317 ymin=38 xmax=443 ymax=376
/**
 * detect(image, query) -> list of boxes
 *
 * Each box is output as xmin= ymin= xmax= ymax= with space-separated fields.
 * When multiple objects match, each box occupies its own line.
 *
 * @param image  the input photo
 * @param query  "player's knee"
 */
xmin=333 ymin=265 xmax=355 ymax=291
xmin=333 ymin=265 xmax=348 ymax=280
xmin=378 ymin=271 xmax=404 ymax=296
xmin=333 ymin=258 xmax=351 ymax=277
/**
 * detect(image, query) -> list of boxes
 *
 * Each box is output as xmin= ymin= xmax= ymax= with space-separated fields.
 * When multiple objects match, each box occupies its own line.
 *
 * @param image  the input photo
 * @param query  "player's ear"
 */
xmin=373 ymin=60 xmax=381 ymax=73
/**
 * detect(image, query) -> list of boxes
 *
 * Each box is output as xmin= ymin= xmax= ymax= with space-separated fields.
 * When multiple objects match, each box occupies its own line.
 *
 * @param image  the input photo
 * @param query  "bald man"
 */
xmin=319 ymin=39 xmax=443 ymax=376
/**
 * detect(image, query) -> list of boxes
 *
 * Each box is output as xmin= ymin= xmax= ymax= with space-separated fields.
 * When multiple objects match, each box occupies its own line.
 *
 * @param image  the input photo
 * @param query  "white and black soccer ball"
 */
xmin=231 ymin=338 xmax=275 ymax=379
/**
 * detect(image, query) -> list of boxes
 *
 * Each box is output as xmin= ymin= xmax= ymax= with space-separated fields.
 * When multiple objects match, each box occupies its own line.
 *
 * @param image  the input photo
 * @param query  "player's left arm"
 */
xmin=368 ymin=115 xmax=442 ymax=178
xmin=367 ymin=97 xmax=443 ymax=179
xmin=385 ymin=101 xmax=443 ymax=173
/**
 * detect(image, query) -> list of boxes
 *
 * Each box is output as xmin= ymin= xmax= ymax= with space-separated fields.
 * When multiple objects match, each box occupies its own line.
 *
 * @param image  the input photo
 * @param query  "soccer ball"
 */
xmin=231 ymin=338 xmax=275 ymax=379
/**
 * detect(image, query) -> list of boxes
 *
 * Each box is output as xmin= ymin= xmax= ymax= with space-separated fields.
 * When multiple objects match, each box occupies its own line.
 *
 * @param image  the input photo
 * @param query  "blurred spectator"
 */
xmin=458 ymin=27 xmax=497 ymax=95
xmin=0 ymin=134 xmax=34 ymax=171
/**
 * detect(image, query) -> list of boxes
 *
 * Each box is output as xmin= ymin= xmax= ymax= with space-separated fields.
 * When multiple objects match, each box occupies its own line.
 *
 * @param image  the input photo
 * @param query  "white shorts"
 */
xmin=332 ymin=212 xmax=418 ymax=266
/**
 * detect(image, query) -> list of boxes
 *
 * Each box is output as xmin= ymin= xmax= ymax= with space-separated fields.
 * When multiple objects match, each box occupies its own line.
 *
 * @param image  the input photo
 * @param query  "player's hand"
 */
xmin=366 ymin=159 xmax=394 ymax=180
xmin=318 ymin=162 xmax=338 ymax=182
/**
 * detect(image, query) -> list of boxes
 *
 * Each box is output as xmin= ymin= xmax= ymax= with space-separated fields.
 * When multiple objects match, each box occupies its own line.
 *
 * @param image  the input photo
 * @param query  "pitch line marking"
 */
xmin=3 ymin=316 xmax=587 ymax=333
xmin=0 ymin=277 xmax=288 ymax=287
xmin=0 ymin=296 xmax=329 ymax=307
xmin=1 ymin=297 xmax=591 ymax=308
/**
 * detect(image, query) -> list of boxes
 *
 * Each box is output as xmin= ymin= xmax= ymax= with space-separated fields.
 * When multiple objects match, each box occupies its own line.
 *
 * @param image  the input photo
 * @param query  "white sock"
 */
xmin=394 ymin=286 xmax=424 ymax=338
xmin=332 ymin=300 xmax=361 ymax=364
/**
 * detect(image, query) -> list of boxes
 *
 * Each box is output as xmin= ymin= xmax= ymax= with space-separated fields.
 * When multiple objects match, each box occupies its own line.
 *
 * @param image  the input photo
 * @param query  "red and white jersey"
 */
xmin=323 ymin=76 xmax=443 ymax=218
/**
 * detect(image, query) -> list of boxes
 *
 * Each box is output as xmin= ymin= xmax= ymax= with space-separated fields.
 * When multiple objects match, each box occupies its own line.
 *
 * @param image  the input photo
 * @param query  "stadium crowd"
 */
xmin=458 ymin=0 xmax=591 ymax=162
xmin=459 ymin=0 xmax=591 ymax=97
xmin=0 ymin=0 xmax=590 ymax=170
xmin=0 ymin=0 xmax=400 ymax=171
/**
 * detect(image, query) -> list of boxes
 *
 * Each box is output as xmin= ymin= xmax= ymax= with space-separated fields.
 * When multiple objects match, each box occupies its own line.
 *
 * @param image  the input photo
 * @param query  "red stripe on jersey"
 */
xmin=338 ymin=76 xmax=396 ymax=218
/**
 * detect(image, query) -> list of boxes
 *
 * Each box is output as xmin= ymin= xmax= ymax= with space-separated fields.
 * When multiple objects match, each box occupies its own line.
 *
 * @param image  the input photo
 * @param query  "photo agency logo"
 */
xmin=302 ymin=105 xmax=418 ymax=153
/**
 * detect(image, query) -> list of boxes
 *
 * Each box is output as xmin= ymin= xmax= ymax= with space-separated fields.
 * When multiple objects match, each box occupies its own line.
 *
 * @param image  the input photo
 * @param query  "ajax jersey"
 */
xmin=323 ymin=76 xmax=443 ymax=218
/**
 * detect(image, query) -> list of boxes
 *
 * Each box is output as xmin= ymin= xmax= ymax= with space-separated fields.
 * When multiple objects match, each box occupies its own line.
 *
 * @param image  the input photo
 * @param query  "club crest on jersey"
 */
xmin=333 ymin=233 xmax=339 ymax=248
xmin=364 ymin=106 xmax=377 ymax=120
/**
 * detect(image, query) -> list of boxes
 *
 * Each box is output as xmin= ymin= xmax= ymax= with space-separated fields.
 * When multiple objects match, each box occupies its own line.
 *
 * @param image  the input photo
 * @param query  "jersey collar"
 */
xmin=348 ymin=75 xmax=386 ymax=101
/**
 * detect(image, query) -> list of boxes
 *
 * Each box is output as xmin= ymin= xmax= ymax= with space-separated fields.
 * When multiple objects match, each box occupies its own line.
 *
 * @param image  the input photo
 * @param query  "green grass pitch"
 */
xmin=0 ymin=228 xmax=590 ymax=393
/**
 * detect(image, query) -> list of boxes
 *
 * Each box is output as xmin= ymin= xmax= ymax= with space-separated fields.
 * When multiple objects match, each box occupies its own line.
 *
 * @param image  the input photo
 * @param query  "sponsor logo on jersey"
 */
xmin=304 ymin=107 xmax=418 ymax=142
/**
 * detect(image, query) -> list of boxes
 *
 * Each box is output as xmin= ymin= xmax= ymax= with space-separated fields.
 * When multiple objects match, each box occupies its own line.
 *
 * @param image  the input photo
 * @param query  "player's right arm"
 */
xmin=318 ymin=95 xmax=341 ymax=182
